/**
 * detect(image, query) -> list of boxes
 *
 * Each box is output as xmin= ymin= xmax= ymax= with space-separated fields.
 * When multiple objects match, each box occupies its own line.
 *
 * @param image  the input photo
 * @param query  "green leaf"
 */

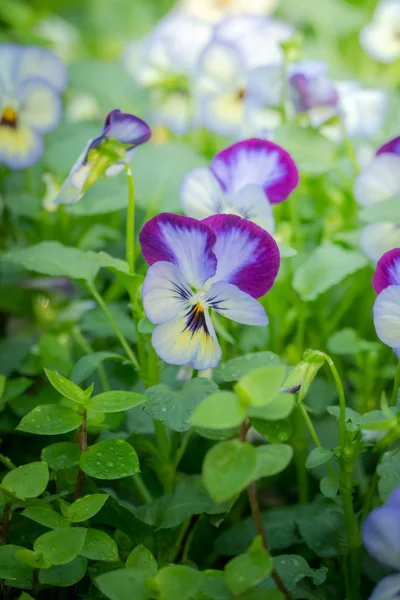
xmin=359 ymin=195 xmax=400 ymax=224
xmin=190 ymin=391 xmax=246 ymax=430
xmin=263 ymin=554 xmax=327 ymax=591
xmin=71 ymin=352 xmax=124 ymax=385
xmin=224 ymin=537 xmax=273 ymax=596
xmin=214 ymin=352 xmax=282 ymax=384
xmin=378 ymin=447 xmax=400 ymax=501
xmin=250 ymin=419 xmax=293 ymax=443
xmin=41 ymin=441 xmax=80 ymax=470
xmin=235 ymin=366 xmax=286 ymax=407
xmin=22 ymin=506 xmax=70 ymax=529
xmin=306 ymin=447 xmax=334 ymax=469
xmin=327 ymin=328 xmax=379 ymax=356
xmin=66 ymin=494 xmax=109 ymax=522
xmin=293 ymin=244 xmax=368 ymax=301
xmin=320 ymin=477 xmax=339 ymax=499
xmin=153 ymin=565 xmax=203 ymax=600
xmin=274 ymin=125 xmax=337 ymax=174
xmin=80 ymin=528 xmax=119 ymax=561
xmin=199 ymin=570 xmax=231 ymax=600
xmin=45 ymin=369 xmax=88 ymax=404
xmin=145 ymin=379 xmax=219 ymax=432
xmin=248 ymin=393 xmax=295 ymax=422
xmin=126 ymin=545 xmax=157 ymax=577
xmin=15 ymin=548 xmax=51 ymax=569
xmin=17 ymin=404 xmax=83 ymax=435
xmin=203 ymin=440 xmax=257 ymax=503
xmin=34 ymin=527 xmax=87 ymax=565
xmin=39 ymin=556 xmax=88 ymax=587
xmin=296 ymin=503 xmax=346 ymax=557
xmin=254 ymin=445 xmax=293 ymax=479
xmin=89 ymin=391 xmax=146 ymax=413
xmin=0 ymin=336 xmax=32 ymax=377
xmin=2 ymin=241 xmax=100 ymax=284
xmin=80 ymin=439 xmax=140 ymax=480
xmin=2 ymin=462 xmax=48 ymax=499
xmin=0 ymin=544 xmax=33 ymax=582
xmin=95 ymin=568 xmax=148 ymax=600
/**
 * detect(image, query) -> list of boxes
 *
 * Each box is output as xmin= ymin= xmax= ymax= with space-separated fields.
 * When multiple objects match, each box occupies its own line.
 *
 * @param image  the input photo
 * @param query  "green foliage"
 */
xmin=80 ymin=439 xmax=140 ymax=479
xmin=44 ymin=368 xmax=90 ymax=404
xmin=152 ymin=565 xmax=203 ymax=600
xmin=126 ymin=545 xmax=157 ymax=576
xmin=80 ymin=528 xmax=119 ymax=561
xmin=214 ymin=352 xmax=282 ymax=383
xmin=2 ymin=462 xmax=49 ymax=499
xmin=95 ymin=568 xmax=148 ymax=600
xmin=306 ymin=447 xmax=334 ymax=469
xmin=88 ymin=390 xmax=146 ymax=412
xmin=190 ymin=391 xmax=246 ymax=429
xmin=224 ymin=537 xmax=273 ymax=596
xmin=22 ymin=506 xmax=70 ymax=529
xmin=378 ymin=447 xmax=400 ymax=501
xmin=34 ymin=527 xmax=87 ymax=565
xmin=62 ymin=493 xmax=109 ymax=522
xmin=235 ymin=365 xmax=286 ymax=407
xmin=17 ymin=404 xmax=83 ymax=435
xmin=274 ymin=125 xmax=337 ymax=174
xmin=41 ymin=442 xmax=81 ymax=470
xmin=254 ymin=445 xmax=293 ymax=479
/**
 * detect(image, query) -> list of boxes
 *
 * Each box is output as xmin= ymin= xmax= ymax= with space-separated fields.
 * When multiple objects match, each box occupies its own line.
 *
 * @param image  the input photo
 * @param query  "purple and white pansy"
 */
xmin=354 ymin=135 xmax=400 ymax=262
xmin=139 ymin=212 xmax=280 ymax=370
xmin=56 ymin=109 xmax=151 ymax=204
xmin=373 ymin=248 xmax=400 ymax=351
xmin=181 ymin=138 xmax=299 ymax=233
xmin=0 ymin=43 xmax=67 ymax=169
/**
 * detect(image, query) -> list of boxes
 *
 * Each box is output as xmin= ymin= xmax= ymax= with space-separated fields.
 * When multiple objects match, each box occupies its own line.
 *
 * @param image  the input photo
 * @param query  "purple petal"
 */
xmin=102 ymin=109 xmax=152 ymax=147
xmin=210 ymin=138 xmax=299 ymax=204
xmin=373 ymin=248 xmax=400 ymax=293
xmin=377 ymin=136 xmax=400 ymax=157
xmin=369 ymin=574 xmax=400 ymax=600
xmin=362 ymin=506 xmax=400 ymax=570
xmin=203 ymin=214 xmax=280 ymax=298
xmin=139 ymin=213 xmax=217 ymax=288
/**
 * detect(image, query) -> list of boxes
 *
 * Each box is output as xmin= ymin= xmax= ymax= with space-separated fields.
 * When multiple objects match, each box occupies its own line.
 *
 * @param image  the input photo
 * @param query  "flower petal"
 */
xmin=0 ymin=124 xmax=43 ymax=169
xmin=196 ymin=91 xmax=244 ymax=137
xmin=196 ymin=40 xmax=245 ymax=96
xmin=369 ymin=574 xmax=400 ymax=600
xmin=142 ymin=261 xmax=192 ymax=324
xmin=354 ymin=154 xmax=400 ymax=207
xmin=139 ymin=213 xmax=217 ymax=288
xmin=206 ymin=281 xmax=268 ymax=325
xmin=232 ymin=184 xmax=275 ymax=233
xmin=203 ymin=214 xmax=280 ymax=298
xmin=16 ymin=45 xmax=67 ymax=92
xmin=362 ymin=505 xmax=400 ymax=570
xmin=152 ymin=309 xmax=221 ymax=369
xmin=210 ymin=138 xmax=299 ymax=204
xmin=373 ymin=248 xmax=400 ymax=293
xmin=181 ymin=168 xmax=225 ymax=219
xmin=247 ymin=65 xmax=283 ymax=107
xmin=338 ymin=82 xmax=387 ymax=138
xmin=103 ymin=109 xmax=151 ymax=146
xmin=360 ymin=223 xmax=400 ymax=263
xmin=18 ymin=79 xmax=62 ymax=133
xmin=0 ymin=44 xmax=21 ymax=88
xmin=377 ymin=135 xmax=400 ymax=157
xmin=373 ymin=285 xmax=400 ymax=347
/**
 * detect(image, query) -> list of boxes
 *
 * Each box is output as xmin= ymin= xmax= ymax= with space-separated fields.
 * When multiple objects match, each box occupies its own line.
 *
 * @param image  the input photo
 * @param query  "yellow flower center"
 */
xmin=1 ymin=106 xmax=18 ymax=128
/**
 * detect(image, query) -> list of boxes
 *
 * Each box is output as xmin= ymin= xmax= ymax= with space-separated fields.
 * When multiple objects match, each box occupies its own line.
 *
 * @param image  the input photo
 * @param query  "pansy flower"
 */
xmin=373 ymin=248 xmax=400 ymax=352
xmin=0 ymin=43 xmax=66 ymax=169
xmin=139 ymin=213 xmax=280 ymax=370
xmin=56 ymin=109 xmax=151 ymax=204
xmin=124 ymin=11 xmax=211 ymax=134
xmin=178 ymin=0 xmax=281 ymax=23
xmin=354 ymin=136 xmax=400 ymax=261
xmin=181 ymin=138 xmax=299 ymax=233
xmin=195 ymin=16 xmax=294 ymax=136
xmin=360 ymin=0 xmax=400 ymax=63
xmin=362 ymin=485 xmax=400 ymax=599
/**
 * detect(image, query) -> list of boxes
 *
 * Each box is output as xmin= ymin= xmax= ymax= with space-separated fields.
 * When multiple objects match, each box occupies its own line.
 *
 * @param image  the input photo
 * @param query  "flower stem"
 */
xmin=73 ymin=410 xmax=87 ymax=501
xmin=298 ymin=403 xmax=336 ymax=479
xmin=293 ymin=405 xmax=309 ymax=504
xmin=391 ymin=358 xmax=400 ymax=407
xmin=0 ymin=502 xmax=12 ymax=545
xmin=32 ymin=568 xmax=40 ymax=597
xmin=0 ymin=454 xmax=16 ymax=471
xmin=87 ymin=282 xmax=140 ymax=370
xmin=239 ymin=422 xmax=292 ymax=600
xmin=125 ymin=163 xmax=135 ymax=275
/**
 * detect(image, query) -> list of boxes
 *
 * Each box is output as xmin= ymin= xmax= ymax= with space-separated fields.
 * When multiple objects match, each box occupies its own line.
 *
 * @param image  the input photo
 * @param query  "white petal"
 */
xmin=16 ymin=45 xmax=67 ymax=92
xmin=360 ymin=22 xmax=400 ymax=63
xmin=142 ymin=261 xmax=192 ymax=325
xmin=360 ymin=223 xmax=400 ymax=262
xmin=181 ymin=168 xmax=225 ymax=219
xmin=207 ymin=281 xmax=268 ymax=325
xmin=374 ymin=285 xmax=400 ymax=348
xmin=19 ymin=80 xmax=61 ymax=133
xmin=0 ymin=123 xmax=42 ymax=169
xmin=197 ymin=91 xmax=244 ymax=137
xmin=354 ymin=154 xmax=400 ymax=207
xmin=232 ymin=185 xmax=275 ymax=232
xmin=196 ymin=40 xmax=245 ymax=95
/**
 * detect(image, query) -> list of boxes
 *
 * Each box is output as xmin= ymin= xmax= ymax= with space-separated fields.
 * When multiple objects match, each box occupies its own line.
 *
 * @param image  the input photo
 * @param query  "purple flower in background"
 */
xmin=372 ymin=248 xmax=400 ymax=351
xmin=0 ymin=43 xmax=66 ymax=169
xmin=362 ymin=486 xmax=400 ymax=599
xmin=139 ymin=213 xmax=280 ymax=369
xmin=354 ymin=135 xmax=400 ymax=262
xmin=181 ymin=138 xmax=299 ymax=233
xmin=288 ymin=61 xmax=338 ymax=125
xmin=56 ymin=109 xmax=151 ymax=204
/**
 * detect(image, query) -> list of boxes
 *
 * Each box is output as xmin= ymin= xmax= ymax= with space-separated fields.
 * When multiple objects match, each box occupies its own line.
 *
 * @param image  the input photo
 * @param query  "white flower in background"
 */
xmin=124 ymin=10 xmax=212 ymax=134
xmin=360 ymin=0 xmax=400 ymax=63
xmin=354 ymin=136 xmax=400 ymax=262
xmin=35 ymin=16 xmax=79 ymax=62
xmin=178 ymin=0 xmax=281 ymax=23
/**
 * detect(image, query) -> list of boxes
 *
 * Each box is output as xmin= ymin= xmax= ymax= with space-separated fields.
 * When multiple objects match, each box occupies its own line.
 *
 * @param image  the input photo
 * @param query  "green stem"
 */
xmin=293 ymin=405 xmax=309 ymax=504
xmin=175 ymin=431 xmax=193 ymax=468
xmin=125 ymin=164 xmax=135 ymax=275
xmin=339 ymin=117 xmax=359 ymax=174
xmin=0 ymin=502 xmax=12 ymax=545
xmin=73 ymin=410 xmax=87 ymax=501
xmin=131 ymin=474 xmax=152 ymax=504
xmin=298 ymin=403 xmax=336 ymax=479
xmin=87 ymin=283 xmax=140 ymax=371
xmin=0 ymin=454 xmax=16 ymax=471
xmin=391 ymin=358 xmax=400 ymax=407
xmin=72 ymin=327 xmax=110 ymax=392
